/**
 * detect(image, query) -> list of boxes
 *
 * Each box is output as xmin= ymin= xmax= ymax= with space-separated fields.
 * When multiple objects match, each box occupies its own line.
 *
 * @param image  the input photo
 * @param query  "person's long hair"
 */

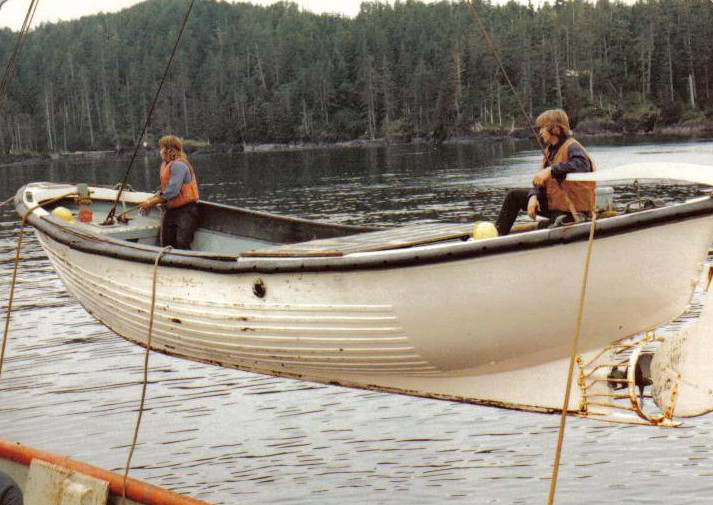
xmin=535 ymin=109 xmax=572 ymax=138
xmin=159 ymin=135 xmax=188 ymax=162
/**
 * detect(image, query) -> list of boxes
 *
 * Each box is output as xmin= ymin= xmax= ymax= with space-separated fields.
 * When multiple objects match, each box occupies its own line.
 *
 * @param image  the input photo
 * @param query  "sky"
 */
xmin=0 ymin=0 xmax=388 ymax=29
xmin=1 ymin=0 xmax=587 ymax=29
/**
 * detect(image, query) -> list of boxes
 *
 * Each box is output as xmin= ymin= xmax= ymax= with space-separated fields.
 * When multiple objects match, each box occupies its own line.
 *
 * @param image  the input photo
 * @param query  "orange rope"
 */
xmin=121 ymin=246 xmax=172 ymax=504
xmin=547 ymin=213 xmax=597 ymax=504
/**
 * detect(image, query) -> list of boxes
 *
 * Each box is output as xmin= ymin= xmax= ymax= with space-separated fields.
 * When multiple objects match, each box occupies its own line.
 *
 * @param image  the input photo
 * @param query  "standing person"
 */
xmin=494 ymin=109 xmax=596 ymax=236
xmin=140 ymin=135 xmax=200 ymax=249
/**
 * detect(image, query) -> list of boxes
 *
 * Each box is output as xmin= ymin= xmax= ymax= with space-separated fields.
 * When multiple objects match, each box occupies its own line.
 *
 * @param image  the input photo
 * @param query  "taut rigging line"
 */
xmin=464 ymin=0 xmax=545 ymax=156
xmin=0 ymin=0 xmax=40 ymax=104
xmin=0 ymin=0 xmax=42 ymax=392
xmin=103 ymin=0 xmax=198 ymax=226
xmin=462 ymin=2 xmax=596 ymax=503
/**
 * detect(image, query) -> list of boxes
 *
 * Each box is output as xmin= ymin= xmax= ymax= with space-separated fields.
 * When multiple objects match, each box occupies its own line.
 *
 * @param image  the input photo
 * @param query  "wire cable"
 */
xmin=464 ymin=0 xmax=545 ymax=155
xmin=464 ymin=0 xmax=582 ymax=221
xmin=0 ymin=0 xmax=40 ymax=101
xmin=104 ymin=0 xmax=198 ymax=225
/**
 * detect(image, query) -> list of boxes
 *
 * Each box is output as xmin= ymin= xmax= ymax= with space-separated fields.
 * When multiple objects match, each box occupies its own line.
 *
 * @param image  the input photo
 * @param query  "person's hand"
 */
xmin=532 ymin=166 xmax=552 ymax=187
xmin=139 ymin=198 xmax=155 ymax=216
xmin=527 ymin=195 xmax=540 ymax=220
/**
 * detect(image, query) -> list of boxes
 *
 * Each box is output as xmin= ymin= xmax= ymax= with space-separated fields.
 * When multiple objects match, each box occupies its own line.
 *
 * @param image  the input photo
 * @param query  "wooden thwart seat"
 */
xmin=241 ymin=222 xmax=474 ymax=258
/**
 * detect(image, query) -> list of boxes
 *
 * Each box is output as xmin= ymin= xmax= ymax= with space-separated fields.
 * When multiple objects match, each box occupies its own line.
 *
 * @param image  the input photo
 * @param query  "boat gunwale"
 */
xmin=14 ymin=184 xmax=713 ymax=274
xmin=0 ymin=438 xmax=209 ymax=505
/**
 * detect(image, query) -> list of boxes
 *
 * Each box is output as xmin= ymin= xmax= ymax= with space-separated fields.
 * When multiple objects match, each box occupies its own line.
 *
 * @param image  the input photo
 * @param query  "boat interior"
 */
xmin=41 ymin=197 xmax=380 ymax=256
xmin=42 ymin=197 xmax=482 ymax=257
xmin=36 ymin=185 xmax=671 ymax=259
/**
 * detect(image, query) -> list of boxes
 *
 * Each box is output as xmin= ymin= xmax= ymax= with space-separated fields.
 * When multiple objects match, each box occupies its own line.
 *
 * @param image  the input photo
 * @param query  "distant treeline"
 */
xmin=0 ymin=0 xmax=712 ymax=152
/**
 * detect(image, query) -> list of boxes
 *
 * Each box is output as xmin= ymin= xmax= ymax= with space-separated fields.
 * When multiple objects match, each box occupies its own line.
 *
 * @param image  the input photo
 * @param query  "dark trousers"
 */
xmin=161 ymin=202 xmax=199 ymax=249
xmin=494 ymin=188 xmax=567 ymax=236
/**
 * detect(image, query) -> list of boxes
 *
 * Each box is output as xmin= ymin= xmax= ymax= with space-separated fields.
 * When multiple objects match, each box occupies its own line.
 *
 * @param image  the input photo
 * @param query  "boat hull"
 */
xmin=35 ymin=210 xmax=713 ymax=412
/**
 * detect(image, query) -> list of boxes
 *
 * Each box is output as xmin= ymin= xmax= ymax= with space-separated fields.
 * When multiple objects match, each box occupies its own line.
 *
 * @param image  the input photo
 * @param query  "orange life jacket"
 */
xmin=160 ymin=159 xmax=199 ymax=209
xmin=542 ymin=138 xmax=596 ymax=213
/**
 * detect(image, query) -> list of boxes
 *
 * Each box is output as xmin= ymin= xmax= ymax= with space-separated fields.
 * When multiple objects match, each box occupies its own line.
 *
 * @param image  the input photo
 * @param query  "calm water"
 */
xmin=2 ymin=138 xmax=713 ymax=504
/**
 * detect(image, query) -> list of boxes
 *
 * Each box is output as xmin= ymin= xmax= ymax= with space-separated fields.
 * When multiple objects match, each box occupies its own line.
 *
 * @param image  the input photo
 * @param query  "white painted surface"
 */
xmin=33 ymin=208 xmax=713 ymax=412
xmin=24 ymin=460 xmax=108 ymax=505
xmin=568 ymin=162 xmax=713 ymax=185
xmin=652 ymin=285 xmax=713 ymax=418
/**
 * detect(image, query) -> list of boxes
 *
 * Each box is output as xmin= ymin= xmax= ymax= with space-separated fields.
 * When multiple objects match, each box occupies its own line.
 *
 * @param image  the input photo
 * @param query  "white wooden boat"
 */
xmin=0 ymin=437 xmax=208 ymax=505
xmin=11 ymin=164 xmax=713 ymax=422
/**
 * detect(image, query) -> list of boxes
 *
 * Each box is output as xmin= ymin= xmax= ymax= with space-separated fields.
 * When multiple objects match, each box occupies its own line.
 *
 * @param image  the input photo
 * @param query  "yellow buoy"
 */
xmin=472 ymin=221 xmax=498 ymax=240
xmin=51 ymin=206 xmax=74 ymax=223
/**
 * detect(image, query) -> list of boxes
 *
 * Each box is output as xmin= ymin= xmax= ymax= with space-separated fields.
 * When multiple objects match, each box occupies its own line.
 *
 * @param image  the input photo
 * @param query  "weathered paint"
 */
xmin=652 ymin=283 xmax=713 ymax=418
xmin=15 ymin=183 xmax=713 ymax=417
xmin=0 ymin=439 xmax=209 ymax=505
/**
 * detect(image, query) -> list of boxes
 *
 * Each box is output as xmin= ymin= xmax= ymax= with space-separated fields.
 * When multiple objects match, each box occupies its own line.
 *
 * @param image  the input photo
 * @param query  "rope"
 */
xmin=121 ymin=246 xmax=172 ymax=504
xmin=115 ymin=204 xmax=142 ymax=222
xmin=0 ymin=191 xmax=77 ymax=388
xmin=464 ymin=0 xmax=545 ymax=155
xmin=0 ymin=196 xmax=14 ymax=208
xmin=547 ymin=212 xmax=598 ymax=504
xmin=0 ymin=0 xmax=40 ymax=102
xmin=104 ymin=0 xmax=198 ymax=225
xmin=0 ymin=216 xmax=27 ymax=389
xmin=463 ymin=0 xmax=584 ymax=219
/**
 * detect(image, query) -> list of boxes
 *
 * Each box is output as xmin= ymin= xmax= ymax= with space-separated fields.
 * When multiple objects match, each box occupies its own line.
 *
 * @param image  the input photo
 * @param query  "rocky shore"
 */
xmin=1 ymin=118 xmax=712 ymax=166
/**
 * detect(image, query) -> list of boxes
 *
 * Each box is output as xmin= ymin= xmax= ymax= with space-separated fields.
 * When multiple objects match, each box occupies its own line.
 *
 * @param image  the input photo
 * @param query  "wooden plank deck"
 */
xmin=241 ymin=222 xmax=473 ymax=258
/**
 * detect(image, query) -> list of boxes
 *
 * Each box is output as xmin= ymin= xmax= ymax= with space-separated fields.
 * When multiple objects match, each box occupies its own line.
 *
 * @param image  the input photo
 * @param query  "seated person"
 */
xmin=495 ymin=109 xmax=596 ymax=236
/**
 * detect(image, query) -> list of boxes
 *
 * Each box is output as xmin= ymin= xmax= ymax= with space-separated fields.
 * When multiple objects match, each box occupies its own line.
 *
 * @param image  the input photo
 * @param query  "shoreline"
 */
xmin=1 ymin=121 xmax=712 ymax=166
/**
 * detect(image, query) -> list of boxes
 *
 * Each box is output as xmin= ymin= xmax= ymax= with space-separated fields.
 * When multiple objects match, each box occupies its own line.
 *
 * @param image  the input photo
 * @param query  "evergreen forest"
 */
xmin=0 ymin=0 xmax=712 ymax=152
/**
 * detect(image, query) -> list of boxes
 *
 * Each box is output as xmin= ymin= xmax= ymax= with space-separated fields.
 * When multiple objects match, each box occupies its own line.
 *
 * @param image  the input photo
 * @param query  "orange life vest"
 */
xmin=160 ymin=159 xmax=199 ymax=209
xmin=542 ymin=138 xmax=596 ymax=213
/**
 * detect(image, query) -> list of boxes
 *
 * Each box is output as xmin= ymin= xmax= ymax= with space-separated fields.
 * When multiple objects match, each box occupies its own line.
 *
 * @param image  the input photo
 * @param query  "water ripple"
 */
xmin=2 ymin=140 xmax=713 ymax=503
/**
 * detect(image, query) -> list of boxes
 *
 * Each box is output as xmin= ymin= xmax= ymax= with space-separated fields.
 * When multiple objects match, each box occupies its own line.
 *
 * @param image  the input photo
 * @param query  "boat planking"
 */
xmin=11 ymin=167 xmax=713 ymax=421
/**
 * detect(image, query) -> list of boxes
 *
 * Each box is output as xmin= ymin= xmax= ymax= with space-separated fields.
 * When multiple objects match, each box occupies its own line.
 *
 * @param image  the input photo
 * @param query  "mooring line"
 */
xmin=0 ymin=191 xmax=78 ymax=389
xmin=547 ymin=213 xmax=597 ymax=504
xmin=0 ymin=196 xmax=15 ymax=209
xmin=461 ymin=3 xmax=598 ymax=497
xmin=121 ymin=246 xmax=172 ymax=505
xmin=0 ymin=216 xmax=27 ymax=389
